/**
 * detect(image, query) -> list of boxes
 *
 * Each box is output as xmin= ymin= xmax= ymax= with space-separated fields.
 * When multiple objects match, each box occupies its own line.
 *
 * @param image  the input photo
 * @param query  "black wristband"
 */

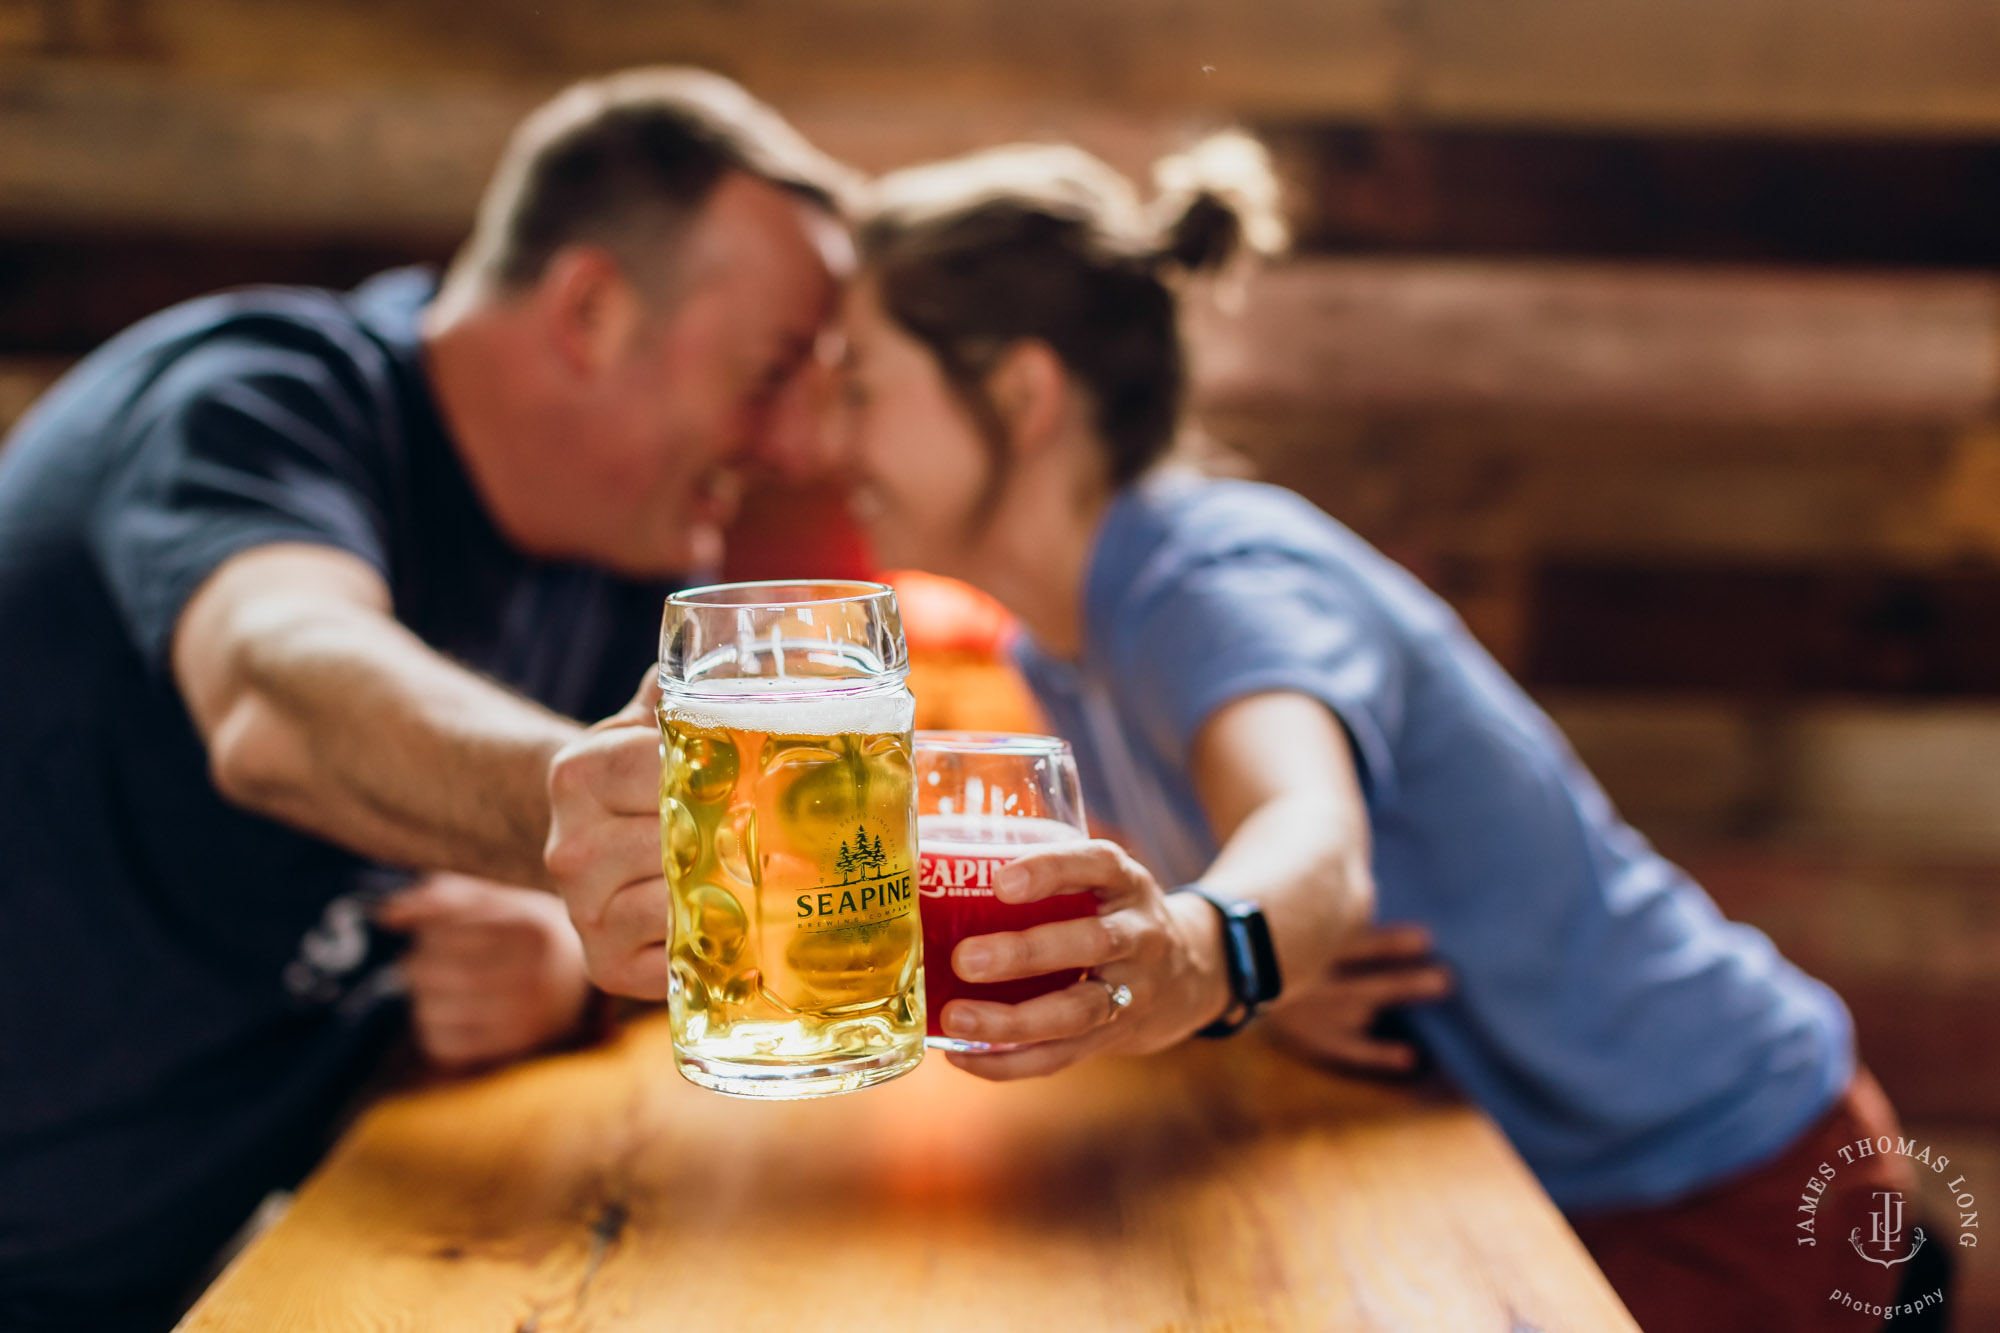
xmin=1176 ymin=886 xmax=1283 ymax=1039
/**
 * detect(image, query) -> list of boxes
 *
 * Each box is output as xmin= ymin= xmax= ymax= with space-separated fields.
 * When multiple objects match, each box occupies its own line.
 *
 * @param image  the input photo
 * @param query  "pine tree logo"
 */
xmin=833 ymin=823 xmax=891 ymax=883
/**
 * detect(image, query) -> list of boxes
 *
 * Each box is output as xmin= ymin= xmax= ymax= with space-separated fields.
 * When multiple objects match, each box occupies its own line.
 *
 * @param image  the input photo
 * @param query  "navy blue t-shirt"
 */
xmin=0 ymin=269 xmax=668 ymax=1326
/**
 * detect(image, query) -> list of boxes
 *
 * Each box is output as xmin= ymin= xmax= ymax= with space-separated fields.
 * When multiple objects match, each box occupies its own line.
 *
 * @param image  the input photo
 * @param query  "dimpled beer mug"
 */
xmin=657 ymin=580 xmax=923 ymax=1098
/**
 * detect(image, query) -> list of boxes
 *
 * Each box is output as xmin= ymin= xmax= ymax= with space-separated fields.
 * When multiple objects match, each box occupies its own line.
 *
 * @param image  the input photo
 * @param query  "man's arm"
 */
xmin=172 ymin=542 xmax=580 ymax=885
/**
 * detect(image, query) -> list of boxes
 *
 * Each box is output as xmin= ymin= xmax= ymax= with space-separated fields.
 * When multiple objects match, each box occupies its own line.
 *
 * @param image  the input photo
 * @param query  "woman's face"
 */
xmin=836 ymin=275 xmax=993 ymax=574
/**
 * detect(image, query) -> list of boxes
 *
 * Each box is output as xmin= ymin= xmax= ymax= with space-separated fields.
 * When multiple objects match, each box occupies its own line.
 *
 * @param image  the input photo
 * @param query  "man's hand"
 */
xmin=1260 ymin=923 xmax=1451 ymax=1074
xmin=377 ymin=874 xmax=594 ymax=1072
xmin=544 ymin=673 xmax=672 ymax=999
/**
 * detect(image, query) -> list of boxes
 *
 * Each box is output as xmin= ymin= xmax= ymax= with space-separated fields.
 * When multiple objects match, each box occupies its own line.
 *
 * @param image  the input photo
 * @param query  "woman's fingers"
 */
xmin=944 ymin=1031 xmax=1103 ymax=1082
xmin=991 ymin=840 xmax=1156 ymax=908
xmin=1284 ymin=1029 xmax=1422 ymax=1074
xmin=940 ymin=975 xmax=1127 ymax=1047
xmin=1335 ymin=962 xmax=1453 ymax=1008
xmin=951 ymin=909 xmax=1140 ymax=984
xmin=1332 ymin=922 xmax=1435 ymax=967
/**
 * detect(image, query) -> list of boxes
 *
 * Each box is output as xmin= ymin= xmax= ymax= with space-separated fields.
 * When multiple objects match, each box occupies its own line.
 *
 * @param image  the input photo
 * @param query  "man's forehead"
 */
xmin=690 ymin=173 xmax=848 ymax=280
xmin=799 ymin=202 xmax=857 ymax=283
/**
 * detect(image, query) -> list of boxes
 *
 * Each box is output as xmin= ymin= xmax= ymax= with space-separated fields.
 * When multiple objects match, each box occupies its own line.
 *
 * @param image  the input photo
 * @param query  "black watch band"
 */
xmin=1176 ymin=886 xmax=1283 ymax=1038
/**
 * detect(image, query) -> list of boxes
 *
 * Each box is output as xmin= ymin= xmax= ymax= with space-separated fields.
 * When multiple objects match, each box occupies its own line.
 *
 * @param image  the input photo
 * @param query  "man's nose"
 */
xmin=753 ymin=358 xmax=844 ymax=482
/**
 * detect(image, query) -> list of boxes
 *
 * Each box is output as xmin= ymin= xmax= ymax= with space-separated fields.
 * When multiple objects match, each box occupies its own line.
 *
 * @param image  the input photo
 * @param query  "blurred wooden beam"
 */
xmin=1269 ymin=124 xmax=2000 ymax=269
xmin=1547 ymin=696 xmax=2000 ymax=856
xmin=1191 ymin=260 xmax=2000 ymax=426
xmin=10 ymin=0 xmax=2000 ymax=134
xmin=0 ymin=234 xmax=452 ymax=355
xmin=0 ymin=64 xmax=1195 ymax=237
xmin=1213 ymin=412 xmax=2000 ymax=568
xmin=0 ymin=358 xmax=65 ymax=437
xmin=1528 ymin=562 xmax=2000 ymax=697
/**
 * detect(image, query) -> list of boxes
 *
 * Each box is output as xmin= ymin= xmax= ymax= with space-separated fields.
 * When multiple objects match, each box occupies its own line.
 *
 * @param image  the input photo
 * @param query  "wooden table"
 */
xmin=179 ymin=1015 xmax=1640 ymax=1332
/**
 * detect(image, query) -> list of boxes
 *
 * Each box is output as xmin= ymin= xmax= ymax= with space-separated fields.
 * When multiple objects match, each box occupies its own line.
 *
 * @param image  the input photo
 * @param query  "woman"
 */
xmin=830 ymin=135 xmax=1913 ymax=1332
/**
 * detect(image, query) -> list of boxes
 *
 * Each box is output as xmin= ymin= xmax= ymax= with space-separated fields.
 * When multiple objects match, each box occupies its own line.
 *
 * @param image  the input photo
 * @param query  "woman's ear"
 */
xmin=986 ymin=340 xmax=1071 ymax=458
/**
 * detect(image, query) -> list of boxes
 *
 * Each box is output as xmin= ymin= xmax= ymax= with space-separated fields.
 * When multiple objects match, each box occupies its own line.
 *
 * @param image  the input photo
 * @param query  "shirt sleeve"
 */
xmin=1120 ymin=547 xmax=1407 ymax=807
xmin=86 ymin=340 xmax=396 ymax=671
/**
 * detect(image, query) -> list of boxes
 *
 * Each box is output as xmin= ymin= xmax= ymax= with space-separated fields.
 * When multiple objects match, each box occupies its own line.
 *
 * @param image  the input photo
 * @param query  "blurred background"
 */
xmin=4 ymin=1 xmax=1997 ymax=1317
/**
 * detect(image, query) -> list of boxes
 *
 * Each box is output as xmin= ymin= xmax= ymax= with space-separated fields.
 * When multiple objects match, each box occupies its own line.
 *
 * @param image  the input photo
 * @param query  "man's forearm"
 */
xmin=187 ymin=561 xmax=582 ymax=884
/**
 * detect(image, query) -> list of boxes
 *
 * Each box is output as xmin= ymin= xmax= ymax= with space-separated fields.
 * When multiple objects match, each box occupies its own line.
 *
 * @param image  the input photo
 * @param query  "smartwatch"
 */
xmin=1176 ymin=886 xmax=1283 ymax=1038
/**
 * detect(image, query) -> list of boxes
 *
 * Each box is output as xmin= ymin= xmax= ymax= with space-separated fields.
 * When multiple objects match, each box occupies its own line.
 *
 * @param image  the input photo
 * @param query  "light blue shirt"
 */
xmin=1017 ymin=475 xmax=1852 ymax=1212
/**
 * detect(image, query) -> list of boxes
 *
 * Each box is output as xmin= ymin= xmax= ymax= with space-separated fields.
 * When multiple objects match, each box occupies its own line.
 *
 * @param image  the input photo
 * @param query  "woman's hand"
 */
xmin=377 ymin=874 xmax=595 ymax=1072
xmin=1261 ymin=923 xmax=1451 ymax=1074
xmin=940 ymin=840 xmax=1232 ymax=1081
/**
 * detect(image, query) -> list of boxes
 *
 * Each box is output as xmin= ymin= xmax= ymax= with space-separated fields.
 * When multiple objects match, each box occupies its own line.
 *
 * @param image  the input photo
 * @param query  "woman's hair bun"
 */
xmin=1150 ymin=131 xmax=1289 ymax=275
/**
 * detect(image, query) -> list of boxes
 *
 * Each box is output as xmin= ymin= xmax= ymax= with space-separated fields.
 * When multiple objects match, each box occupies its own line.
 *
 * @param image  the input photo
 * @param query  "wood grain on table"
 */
xmin=179 ymin=1014 xmax=1638 ymax=1333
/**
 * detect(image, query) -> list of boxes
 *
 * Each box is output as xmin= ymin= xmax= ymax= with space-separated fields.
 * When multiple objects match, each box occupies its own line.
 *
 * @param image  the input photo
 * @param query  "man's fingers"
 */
xmin=990 ymin=840 xmax=1154 ymax=909
xmin=546 ymin=815 xmax=660 ymax=926
xmin=548 ymin=724 xmax=663 ymax=824
xmin=375 ymin=874 xmax=491 ymax=930
xmin=578 ymin=877 xmax=673 ymax=1000
xmin=608 ymin=669 xmax=663 ymax=728
xmin=951 ymin=910 xmax=1137 ymax=984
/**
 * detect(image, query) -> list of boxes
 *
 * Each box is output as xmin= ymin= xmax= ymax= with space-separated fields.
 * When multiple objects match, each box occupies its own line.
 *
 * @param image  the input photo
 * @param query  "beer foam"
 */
xmin=918 ymin=814 xmax=1089 ymax=856
xmin=661 ymin=675 xmax=914 ymax=736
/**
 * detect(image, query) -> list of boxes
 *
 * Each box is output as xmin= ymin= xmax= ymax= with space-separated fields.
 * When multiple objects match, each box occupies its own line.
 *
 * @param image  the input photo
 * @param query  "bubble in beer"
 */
xmin=715 ymin=804 xmax=760 ymax=888
xmin=686 ymin=883 xmax=748 ymax=967
xmin=661 ymin=796 xmax=700 ymax=880
xmin=671 ymin=957 xmax=710 ymax=1023
xmin=771 ymin=739 xmax=868 ymax=845
xmin=676 ymin=729 xmax=739 ymax=805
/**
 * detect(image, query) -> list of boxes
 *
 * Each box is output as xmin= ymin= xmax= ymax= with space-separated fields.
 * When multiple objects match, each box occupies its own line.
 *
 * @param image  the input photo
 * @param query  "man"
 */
xmin=0 ymin=68 xmax=852 ymax=1330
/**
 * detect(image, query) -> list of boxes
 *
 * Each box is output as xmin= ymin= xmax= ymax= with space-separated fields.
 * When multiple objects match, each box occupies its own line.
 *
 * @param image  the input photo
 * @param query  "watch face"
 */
xmin=1231 ymin=903 xmax=1284 ymax=1008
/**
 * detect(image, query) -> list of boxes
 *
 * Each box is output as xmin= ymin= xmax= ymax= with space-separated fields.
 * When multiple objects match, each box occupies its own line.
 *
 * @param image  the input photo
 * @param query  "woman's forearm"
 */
xmin=1188 ymin=691 xmax=1379 ymax=1007
xmin=1194 ymin=788 xmax=1374 ymax=1005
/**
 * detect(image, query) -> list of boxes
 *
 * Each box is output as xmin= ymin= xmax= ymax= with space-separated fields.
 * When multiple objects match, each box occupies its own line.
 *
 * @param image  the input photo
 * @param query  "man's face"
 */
xmin=572 ymin=174 xmax=844 ymax=576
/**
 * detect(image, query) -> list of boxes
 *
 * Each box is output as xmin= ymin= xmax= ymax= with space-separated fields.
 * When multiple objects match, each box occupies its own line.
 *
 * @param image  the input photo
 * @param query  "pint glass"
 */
xmin=915 ymin=732 xmax=1094 ymax=1052
xmin=658 ymin=580 xmax=923 ymax=1098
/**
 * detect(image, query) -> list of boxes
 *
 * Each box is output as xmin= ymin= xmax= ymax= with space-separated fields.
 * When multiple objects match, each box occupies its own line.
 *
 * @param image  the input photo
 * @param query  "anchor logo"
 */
xmin=1850 ymin=1190 xmax=1927 ymax=1268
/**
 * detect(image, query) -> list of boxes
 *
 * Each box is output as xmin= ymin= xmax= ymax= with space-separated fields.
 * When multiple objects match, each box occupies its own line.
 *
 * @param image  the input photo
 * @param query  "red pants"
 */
xmin=1571 ymin=1070 xmax=1917 ymax=1333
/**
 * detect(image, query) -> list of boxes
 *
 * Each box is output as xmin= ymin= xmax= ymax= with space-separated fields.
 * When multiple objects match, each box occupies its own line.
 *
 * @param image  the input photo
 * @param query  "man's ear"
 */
xmin=985 ymin=340 xmax=1070 ymax=458
xmin=536 ymin=245 xmax=643 ymax=381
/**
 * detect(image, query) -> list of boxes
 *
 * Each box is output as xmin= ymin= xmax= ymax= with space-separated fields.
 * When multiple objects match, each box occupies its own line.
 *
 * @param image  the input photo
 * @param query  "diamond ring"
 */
xmin=1095 ymin=976 xmax=1134 ymax=1020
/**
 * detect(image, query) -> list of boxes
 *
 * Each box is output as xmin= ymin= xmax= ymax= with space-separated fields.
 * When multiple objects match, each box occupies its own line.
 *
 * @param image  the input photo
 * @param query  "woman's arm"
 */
xmin=940 ymin=689 xmax=1376 ymax=1079
xmin=1185 ymin=689 xmax=1376 ymax=1004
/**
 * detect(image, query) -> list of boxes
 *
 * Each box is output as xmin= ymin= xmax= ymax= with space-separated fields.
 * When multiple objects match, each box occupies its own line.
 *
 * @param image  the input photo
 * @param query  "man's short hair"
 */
xmin=457 ymin=67 xmax=857 ymax=294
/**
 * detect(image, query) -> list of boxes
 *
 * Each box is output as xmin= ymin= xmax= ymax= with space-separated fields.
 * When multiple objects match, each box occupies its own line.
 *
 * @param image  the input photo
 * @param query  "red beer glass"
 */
xmin=916 ymin=731 xmax=1094 ymax=1051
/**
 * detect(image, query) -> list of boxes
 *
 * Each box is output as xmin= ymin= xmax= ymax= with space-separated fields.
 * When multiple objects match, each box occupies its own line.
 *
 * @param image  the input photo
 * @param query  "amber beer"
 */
xmin=657 ymin=582 xmax=924 ymax=1098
